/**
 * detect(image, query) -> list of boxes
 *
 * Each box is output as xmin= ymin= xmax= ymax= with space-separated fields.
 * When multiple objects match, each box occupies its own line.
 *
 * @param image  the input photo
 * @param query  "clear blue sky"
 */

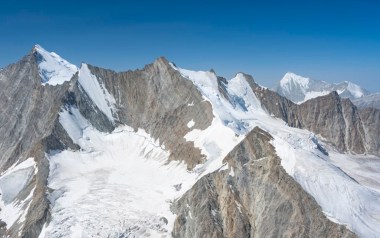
xmin=1 ymin=0 xmax=379 ymax=91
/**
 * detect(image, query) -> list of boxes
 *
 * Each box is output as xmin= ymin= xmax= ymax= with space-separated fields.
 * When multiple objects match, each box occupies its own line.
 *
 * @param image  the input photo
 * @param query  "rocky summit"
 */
xmin=0 ymin=45 xmax=379 ymax=238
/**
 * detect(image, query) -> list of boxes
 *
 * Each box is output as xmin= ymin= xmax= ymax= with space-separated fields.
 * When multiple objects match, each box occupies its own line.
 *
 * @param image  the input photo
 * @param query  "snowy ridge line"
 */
xmin=171 ymin=64 xmax=380 ymax=238
xmin=275 ymin=72 xmax=370 ymax=104
xmin=34 ymin=45 xmax=78 ymax=86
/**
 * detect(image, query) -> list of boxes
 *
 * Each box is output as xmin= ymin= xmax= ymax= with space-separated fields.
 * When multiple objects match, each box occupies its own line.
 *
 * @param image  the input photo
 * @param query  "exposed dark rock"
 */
xmin=246 ymin=76 xmax=378 ymax=156
xmin=172 ymin=127 xmax=356 ymax=238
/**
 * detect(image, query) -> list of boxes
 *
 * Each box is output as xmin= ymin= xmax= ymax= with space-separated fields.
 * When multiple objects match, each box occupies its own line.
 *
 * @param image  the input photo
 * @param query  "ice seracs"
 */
xmin=33 ymin=44 xmax=78 ymax=86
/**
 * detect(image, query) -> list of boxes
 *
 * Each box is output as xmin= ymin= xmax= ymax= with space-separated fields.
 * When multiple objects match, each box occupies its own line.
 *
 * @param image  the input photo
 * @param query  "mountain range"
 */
xmin=273 ymin=72 xmax=380 ymax=109
xmin=0 ymin=45 xmax=379 ymax=238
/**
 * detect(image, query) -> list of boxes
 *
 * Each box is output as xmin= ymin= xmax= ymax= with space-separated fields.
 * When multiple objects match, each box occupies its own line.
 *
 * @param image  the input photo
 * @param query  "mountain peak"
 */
xmin=32 ymin=44 xmax=44 ymax=52
xmin=274 ymin=72 xmax=370 ymax=104
xmin=32 ymin=44 xmax=78 ymax=86
xmin=280 ymin=72 xmax=310 ymax=88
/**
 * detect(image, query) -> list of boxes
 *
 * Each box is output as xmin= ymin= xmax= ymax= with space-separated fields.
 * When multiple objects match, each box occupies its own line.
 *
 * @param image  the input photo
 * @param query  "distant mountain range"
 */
xmin=272 ymin=72 xmax=380 ymax=109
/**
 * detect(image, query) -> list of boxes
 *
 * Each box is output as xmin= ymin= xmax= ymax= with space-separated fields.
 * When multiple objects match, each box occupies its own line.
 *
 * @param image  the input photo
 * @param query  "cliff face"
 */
xmin=79 ymin=60 xmax=214 ymax=169
xmin=172 ymin=127 xmax=356 ymax=238
xmin=0 ymin=53 xmax=215 ymax=236
xmin=0 ymin=50 xmax=72 ymax=237
xmin=0 ymin=47 xmax=378 ymax=237
xmin=359 ymin=107 xmax=380 ymax=155
xmin=249 ymin=80 xmax=378 ymax=156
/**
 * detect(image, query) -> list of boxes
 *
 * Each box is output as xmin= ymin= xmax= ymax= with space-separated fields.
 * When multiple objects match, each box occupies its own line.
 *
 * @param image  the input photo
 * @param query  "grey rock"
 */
xmin=0 ymin=48 xmax=372 ymax=238
xmin=0 ymin=50 xmax=70 ymax=237
xmin=78 ymin=58 xmax=214 ymax=169
xmin=352 ymin=93 xmax=380 ymax=110
xmin=247 ymin=77 xmax=379 ymax=156
xmin=172 ymin=127 xmax=356 ymax=238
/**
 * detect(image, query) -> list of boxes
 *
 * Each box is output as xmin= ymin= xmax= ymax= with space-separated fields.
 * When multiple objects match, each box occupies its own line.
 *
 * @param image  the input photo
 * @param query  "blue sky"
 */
xmin=1 ymin=0 xmax=379 ymax=91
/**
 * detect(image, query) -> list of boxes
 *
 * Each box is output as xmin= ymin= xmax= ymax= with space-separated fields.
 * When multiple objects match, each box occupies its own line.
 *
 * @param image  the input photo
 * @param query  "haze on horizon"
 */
xmin=0 ymin=0 xmax=379 ymax=91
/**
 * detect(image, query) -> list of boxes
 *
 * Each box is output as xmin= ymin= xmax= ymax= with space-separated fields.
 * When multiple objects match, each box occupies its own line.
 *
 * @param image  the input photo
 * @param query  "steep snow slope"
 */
xmin=274 ymin=72 xmax=370 ymax=104
xmin=3 ymin=47 xmax=378 ymax=238
xmin=173 ymin=66 xmax=380 ymax=238
xmin=34 ymin=45 xmax=78 ymax=86
xmin=77 ymin=64 xmax=117 ymax=122
xmin=0 ymin=158 xmax=37 ymax=234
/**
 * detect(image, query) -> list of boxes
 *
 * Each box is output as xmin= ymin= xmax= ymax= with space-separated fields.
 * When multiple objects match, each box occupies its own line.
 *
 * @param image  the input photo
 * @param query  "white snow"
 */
xmin=301 ymin=90 xmax=330 ymax=104
xmin=36 ymin=61 xmax=380 ymax=238
xmin=254 ymin=113 xmax=380 ymax=238
xmin=34 ymin=45 xmax=78 ymax=86
xmin=0 ymin=158 xmax=37 ymax=229
xmin=187 ymin=119 xmax=195 ymax=128
xmin=172 ymin=65 xmax=265 ymax=135
xmin=42 ymin=120 xmax=199 ymax=237
xmin=58 ymin=106 xmax=90 ymax=144
xmin=235 ymin=201 xmax=242 ymax=214
xmin=276 ymin=72 xmax=369 ymax=103
xmin=185 ymin=117 xmax=243 ymax=175
xmin=78 ymin=64 xmax=117 ymax=123
xmin=173 ymin=64 xmax=380 ymax=238
xmin=280 ymin=72 xmax=310 ymax=94
xmin=229 ymin=166 xmax=235 ymax=177
xmin=346 ymin=81 xmax=365 ymax=98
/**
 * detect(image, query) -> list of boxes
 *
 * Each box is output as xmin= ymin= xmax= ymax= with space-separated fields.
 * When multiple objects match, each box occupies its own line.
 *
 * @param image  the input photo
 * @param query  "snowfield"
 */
xmin=7 ymin=56 xmax=378 ymax=237
xmin=42 ymin=123 xmax=199 ymax=238
xmin=174 ymin=65 xmax=380 ymax=238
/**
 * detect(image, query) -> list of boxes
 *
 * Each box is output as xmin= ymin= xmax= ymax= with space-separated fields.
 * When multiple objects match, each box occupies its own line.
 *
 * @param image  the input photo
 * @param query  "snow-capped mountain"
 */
xmin=0 ymin=46 xmax=380 ymax=238
xmin=274 ymin=72 xmax=370 ymax=104
xmin=33 ymin=45 xmax=78 ymax=86
xmin=352 ymin=93 xmax=380 ymax=110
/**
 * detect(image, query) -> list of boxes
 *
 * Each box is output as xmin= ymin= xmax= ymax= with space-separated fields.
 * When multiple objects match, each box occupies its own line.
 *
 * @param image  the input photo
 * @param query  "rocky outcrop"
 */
xmin=172 ymin=127 xmax=356 ymax=238
xmin=0 ymin=52 xmax=215 ymax=236
xmin=297 ymin=93 xmax=366 ymax=154
xmin=74 ymin=59 xmax=214 ymax=169
xmin=0 ymin=49 xmax=70 ymax=237
xmin=247 ymin=78 xmax=378 ymax=155
xmin=0 ymin=47 xmax=374 ymax=237
xmin=0 ymin=53 xmax=70 ymax=171
xmin=359 ymin=107 xmax=380 ymax=155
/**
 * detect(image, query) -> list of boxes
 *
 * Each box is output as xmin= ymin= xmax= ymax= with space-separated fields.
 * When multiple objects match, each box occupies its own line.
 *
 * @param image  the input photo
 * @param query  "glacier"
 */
xmin=1 ymin=45 xmax=379 ymax=237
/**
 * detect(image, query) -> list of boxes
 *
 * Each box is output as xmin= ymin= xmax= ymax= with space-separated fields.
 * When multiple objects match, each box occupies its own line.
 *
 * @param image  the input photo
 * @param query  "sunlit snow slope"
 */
xmin=173 ymin=65 xmax=380 ymax=238
xmin=34 ymin=45 xmax=78 ymax=86
xmin=36 ymin=60 xmax=380 ymax=238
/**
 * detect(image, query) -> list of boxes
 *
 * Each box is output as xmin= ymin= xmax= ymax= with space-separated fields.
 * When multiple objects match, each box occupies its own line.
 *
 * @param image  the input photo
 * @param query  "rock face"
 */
xmin=0 ymin=50 xmax=214 ymax=236
xmin=79 ymin=60 xmax=214 ymax=169
xmin=0 ymin=46 xmax=378 ymax=237
xmin=359 ymin=107 xmax=380 ymax=155
xmin=249 ymin=80 xmax=379 ymax=156
xmin=352 ymin=93 xmax=380 ymax=110
xmin=0 ymin=50 xmax=71 ymax=237
xmin=172 ymin=127 xmax=356 ymax=238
